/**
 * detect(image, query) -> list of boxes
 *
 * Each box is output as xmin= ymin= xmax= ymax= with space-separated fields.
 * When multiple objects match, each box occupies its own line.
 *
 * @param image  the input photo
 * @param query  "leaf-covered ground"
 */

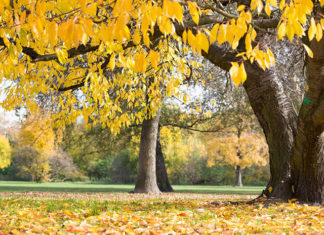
xmin=0 ymin=192 xmax=323 ymax=234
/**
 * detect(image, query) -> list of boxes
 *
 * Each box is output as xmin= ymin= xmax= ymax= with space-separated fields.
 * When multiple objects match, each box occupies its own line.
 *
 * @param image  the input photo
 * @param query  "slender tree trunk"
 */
xmin=134 ymin=109 xmax=161 ymax=194
xmin=236 ymin=129 xmax=243 ymax=187
xmin=235 ymin=165 xmax=243 ymax=187
xmin=290 ymin=32 xmax=324 ymax=204
xmin=156 ymin=126 xmax=174 ymax=192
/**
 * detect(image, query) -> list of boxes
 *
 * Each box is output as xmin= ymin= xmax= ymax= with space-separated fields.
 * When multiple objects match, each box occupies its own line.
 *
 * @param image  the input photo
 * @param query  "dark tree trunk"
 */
xmin=204 ymin=45 xmax=298 ymax=200
xmin=134 ymin=109 xmax=161 ymax=194
xmin=290 ymin=32 xmax=324 ymax=204
xmin=243 ymin=66 xmax=297 ymax=200
xmin=235 ymin=165 xmax=243 ymax=187
xmin=156 ymin=126 xmax=174 ymax=192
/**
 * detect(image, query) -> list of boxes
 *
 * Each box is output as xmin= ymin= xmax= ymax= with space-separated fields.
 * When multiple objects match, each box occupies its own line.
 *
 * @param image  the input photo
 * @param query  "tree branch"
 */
xmin=161 ymin=123 xmax=227 ymax=133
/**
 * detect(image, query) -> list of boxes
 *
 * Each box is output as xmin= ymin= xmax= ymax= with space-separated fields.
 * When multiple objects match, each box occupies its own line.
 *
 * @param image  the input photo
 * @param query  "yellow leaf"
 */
xmin=183 ymin=93 xmax=187 ymax=104
xmin=267 ymin=48 xmax=275 ymax=66
xmin=286 ymin=25 xmax=294 ymax=41
xmin=133 ymin=28 xmax=141 ymax=45
xmin=108 ymin=54 xmax=115 ymax=71
xmin=316 ymin=23 xmax=323 ymax=42
xmin=279 ymin=0 xmax=285 ymax=10
xmin=245 ymin=34 xmax=252 ymax=53
xmin=265 ymin=3 xmax=271 ymax=17
xmin=173 ymin=1 xmax=183 ymax=23
xmin=268 ymin=186 xmax=272 ymax=193
xmin=149 ymin=50 xmax=159 ymax=69
xmin=182 ymin=30 xmax=187 ymax=45
xmin=269 ymin=0 xmax=277 ymax=7
xmin=308 ymin=18 xmax=316 ymax=41
xmin=238 ymin=62 xmax=247 ymax=84
xmin=159 ymin=16 xmax=175 ymax=35
xmin=303 ymin=44 xmax=313 ymax=58
xmin=188 ymin=1 xmax=200 ymax=25
xmin=134 ymin=51 xmax=147 ymax=73
xmin=187 ymin=29 xmax=195 ymax=48
xmin=197 ymin=31 xmax=209 ymax=54
xmin=55 ymin=48 xmax=68 ymax=64
xmin=217 ymin=24 xmax=226 ymax=45
xmin=210 ymin=24 xmax=219 ymax=44
xmin=229 ymin=62 xmax=240 ymax=86
xmin=277 ymin=23 xmax=286 ymax=39
xmin=237 ymin=5 xmax=246 ymax=12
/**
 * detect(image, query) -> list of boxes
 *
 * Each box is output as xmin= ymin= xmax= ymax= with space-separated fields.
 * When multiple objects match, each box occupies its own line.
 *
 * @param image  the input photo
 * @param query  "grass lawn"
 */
xmin=0 ymin=193 xmax=322 ymax=233
xmin=1 ymin=182 xmax=322 ymax=233
xmin=0 ymin=181 xmax=264 ymax=194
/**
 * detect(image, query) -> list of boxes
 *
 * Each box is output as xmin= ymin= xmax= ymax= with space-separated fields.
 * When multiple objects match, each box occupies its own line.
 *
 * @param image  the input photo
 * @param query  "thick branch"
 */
xmin=33 ymin=44 xmax=100 ymax=62
xmin=57 ymin=82 xmax=85 ymax=92
xmin=162 ymin=123 xmax=227 ymax=133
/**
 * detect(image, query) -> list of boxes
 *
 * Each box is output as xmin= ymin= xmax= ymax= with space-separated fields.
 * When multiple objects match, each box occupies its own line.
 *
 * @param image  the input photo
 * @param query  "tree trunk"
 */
xmin=236 ymin=129 xmax=243 ymax=187
xmin=156 ymin=126 xmax=174 ymax=192
xmin=204 ymin=45 xmax=298 ymax=200
xmin=243 ymin=66 xmax=297 ymax=200
xmin=134 ymin=109 xmax=161 ymax=194
xmin=235 ymin=165 xmax=243 ymax=187
xmin=290 ymin=33 xmax=324 ymax=204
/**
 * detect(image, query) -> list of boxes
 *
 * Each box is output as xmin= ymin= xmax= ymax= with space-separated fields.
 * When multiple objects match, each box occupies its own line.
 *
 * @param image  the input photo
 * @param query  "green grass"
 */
xmin=0 ymin=196 xmax=322 ymax=233
xmin=0 ymin=181 xmax=264 ymax=194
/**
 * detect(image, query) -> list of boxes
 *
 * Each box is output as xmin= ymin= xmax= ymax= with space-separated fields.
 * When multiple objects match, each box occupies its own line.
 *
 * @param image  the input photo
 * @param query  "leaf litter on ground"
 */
xmin=0 ymin=192 xmax=322 ymax=234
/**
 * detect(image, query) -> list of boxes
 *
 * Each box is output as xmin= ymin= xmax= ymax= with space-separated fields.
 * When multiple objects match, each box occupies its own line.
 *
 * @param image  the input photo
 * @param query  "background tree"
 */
xmin=206 ymin=132 xmax=268 ymax=187
xmin=0 ymin=135 xmax=12 ymax=169
xmin=13 ymin=111 xmax=57 ymax=182
xmin=49 ymin=150 xmax=82 ymax=181
xmin=12 ymin=146 xmax=50 ymax=182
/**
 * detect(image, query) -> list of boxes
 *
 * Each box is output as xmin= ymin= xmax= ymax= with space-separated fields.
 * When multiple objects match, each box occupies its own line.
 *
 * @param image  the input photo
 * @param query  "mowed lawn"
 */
xmin=0 ymin=181 xmax=264 ymax=194
xmin=0 ymin=182 xmax=323 ymax=233
xmin=0 ymin=192 xmax=323 ymax=233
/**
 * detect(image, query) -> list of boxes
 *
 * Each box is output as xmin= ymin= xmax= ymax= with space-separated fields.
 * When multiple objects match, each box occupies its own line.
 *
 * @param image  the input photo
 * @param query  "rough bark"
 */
xmin=243 ymin=66 xmax=297 ymax=200
xmin=134 ymin=109 xmax=161 ymax=194
xmin=156 ymin=127 xmax=174 ymax=192
xmin=235 ymin=165 xmax=243 ymax=187
xmin=204 ymin=45 xmax=298 ymax=200
xmin=290 ymin=34 xmax=324 ymax=204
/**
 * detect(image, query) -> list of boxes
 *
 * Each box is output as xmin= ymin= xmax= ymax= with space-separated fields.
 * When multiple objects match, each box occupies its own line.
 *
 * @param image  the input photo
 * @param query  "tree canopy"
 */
xmin=0 ymin=0 xmax=322 ymax=132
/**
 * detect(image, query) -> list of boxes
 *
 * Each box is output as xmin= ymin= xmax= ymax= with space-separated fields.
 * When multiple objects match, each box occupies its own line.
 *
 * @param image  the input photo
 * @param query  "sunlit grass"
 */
xmin=0 ymin=181 xmax=264 ymax=194
xmin=0 ymin=194 xmax=322 ymax=233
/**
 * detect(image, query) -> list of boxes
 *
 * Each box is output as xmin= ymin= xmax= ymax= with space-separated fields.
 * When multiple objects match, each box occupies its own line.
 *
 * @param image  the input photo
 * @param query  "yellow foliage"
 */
xmin=0 ymin=0 xmax=320 ymax=134
xmin=18 ymin=112 xmax=56 ymax=154
xmin=206 ymin=132 xmax=268 ymax=169
xmin=160 ymin=127 xmax=206 ymax=176
xmin=0 ymin=134 xmax=12 ymax=168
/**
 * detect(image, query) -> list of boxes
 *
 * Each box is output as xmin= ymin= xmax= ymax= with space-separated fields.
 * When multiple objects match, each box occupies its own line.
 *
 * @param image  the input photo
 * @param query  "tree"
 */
xmin=18 ymin=112 xmax=56 ymax=154
xmin=49 ymin=150 xmax=82 ymax=181
xmin=14 ymin=111 xmax=57 ymax=182
xmin=0 ymin=135 xmax=12 ymax=169
xmin=12 ymin=146 xmax=50 ymax=182
xmin=62 ymin=122 xmax=138 ymax=181
xmin=206 ymin=132 xmax=268 ymax=187
xmin=0 ymin=0 xmax=323 ymax=202
xmin=156 ymin=126 xmax=173 ymax=192
xmin=134 ymin=108 xmax=161 ymax=193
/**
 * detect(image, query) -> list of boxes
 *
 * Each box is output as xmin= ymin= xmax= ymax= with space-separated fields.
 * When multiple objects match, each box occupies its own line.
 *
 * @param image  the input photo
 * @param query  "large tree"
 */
xmin=0 ymin=0 xmax=323 ymax=202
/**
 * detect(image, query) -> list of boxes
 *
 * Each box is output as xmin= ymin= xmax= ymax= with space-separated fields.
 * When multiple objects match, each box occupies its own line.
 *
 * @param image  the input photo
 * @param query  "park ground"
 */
xmin=0 ymin=182 xmax=323 ymax=233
